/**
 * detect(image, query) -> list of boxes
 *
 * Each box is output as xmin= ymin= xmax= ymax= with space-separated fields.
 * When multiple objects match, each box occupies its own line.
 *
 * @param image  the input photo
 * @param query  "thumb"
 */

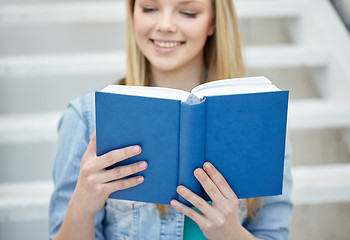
xmin=86 ymin=130 xmax=97 ymax=156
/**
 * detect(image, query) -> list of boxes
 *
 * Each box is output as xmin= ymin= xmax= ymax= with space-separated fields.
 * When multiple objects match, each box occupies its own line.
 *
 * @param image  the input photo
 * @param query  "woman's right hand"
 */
xmin=71 ymin=131 xmax=147 ymax=216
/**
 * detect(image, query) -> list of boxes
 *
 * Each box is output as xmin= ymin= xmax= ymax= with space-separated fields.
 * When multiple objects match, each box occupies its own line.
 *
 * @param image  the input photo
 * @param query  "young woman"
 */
xmin=49 ymin=0 xmax=293 ymax=239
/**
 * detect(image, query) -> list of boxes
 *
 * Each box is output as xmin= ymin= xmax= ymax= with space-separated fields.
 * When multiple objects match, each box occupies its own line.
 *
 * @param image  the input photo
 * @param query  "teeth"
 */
xmin=154 ymin=40 xmax=181 ymax=48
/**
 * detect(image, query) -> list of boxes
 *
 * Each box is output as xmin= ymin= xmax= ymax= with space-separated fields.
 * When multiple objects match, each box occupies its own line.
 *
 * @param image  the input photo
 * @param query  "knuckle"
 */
xmin=117 ymin=180 xmax=127 ymax=190
xmin=222 ymin=202 xmax=236 ymax=217
xmin=103 ymin=152 xmax=114 ymax=166
xmin=80 ymin=164 xmax=91 ymax=177
xmin=112 ymin=168 xmax=122 ymax=179
xmin=94 ymin=185 xmax=105 ymax=196
xmin=215 ymin=215 xmax=225 ymax=226
xmin=112 ymin=148 xmax=129 ymax=161
xmin=129 ymin=164 xmax=138 ymax=174
xmin=127 ymin=179 xmax=136 ymax=188
xmin=202 ymin=222 xmax=213 ymax=232
xmin=196 ymin=200 xmax=207 ymax=210
xmin=124 ymin=147 xmax=134 ymax=158
xmin=181 ymin=190 xmax=189 ymax=199
xmin=133 ymin=162 xmax=143 ymax=172
xmin=117 ymin=179 xmax=137 ymax=191
xmin=128 ymin=147 xmax=136 ymax=156
xmin=224 ymin=206 xmax=234 ymax=217
xmin=217 ymin=178 xmax=226 ymax=187
xmin=185 ymin=208 xmax=195 ymax=219
xmin=86 ymin=175 xmax=96 ymax=185
xmin=117 ymin=149 xmax=127 ymax=160
xmin=128 ymin=179 xmax=138 ymax=188
xmin=206 ymin=186 xmax=216 ymax=196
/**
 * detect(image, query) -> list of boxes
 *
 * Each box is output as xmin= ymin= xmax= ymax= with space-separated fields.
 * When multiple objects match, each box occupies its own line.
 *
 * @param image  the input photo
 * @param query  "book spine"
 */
xmin=178 ymin=97 xmax=207 ymax=206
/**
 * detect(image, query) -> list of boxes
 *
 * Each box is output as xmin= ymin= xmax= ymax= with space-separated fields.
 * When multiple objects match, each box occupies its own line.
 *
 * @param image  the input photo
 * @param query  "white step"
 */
xmin=288 ymin=99 xmax=350 ymax=130
xmin=1 ymin=99 xmax=349 ymax=145
xmin=0 ymin=51 xmax=126 ymax=79
xmin=291 ymin=163 xmax=350 ymax=205
xmin=0 ymin=180 xmax=53 ymax=222
xmin=0 ymin=45 xmax=329 ymax=79
xmin=0 ymin=52 xmax=125 ymax=79
xmin=0 ymin=0 xmax=300 ymax=25
xmin=0 ymin=111 xmax=61 ymax=144
xmin=245 ymin=45 xmax=329 ymax=69
xmin=1 ymin=163 xmax=350 ymax=222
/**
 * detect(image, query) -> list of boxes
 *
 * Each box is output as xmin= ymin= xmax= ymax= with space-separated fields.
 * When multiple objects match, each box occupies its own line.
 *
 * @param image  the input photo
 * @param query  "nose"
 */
xmin=155 ymin=11 xmax=177 ymax=33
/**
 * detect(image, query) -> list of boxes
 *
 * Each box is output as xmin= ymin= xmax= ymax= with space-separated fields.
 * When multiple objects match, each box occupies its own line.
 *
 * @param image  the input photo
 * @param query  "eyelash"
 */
xmin=181 ymin=12 xmax=197 ymax=18
xmin=141 ymin=7 xmax=197 ymax=18
xmin=142 ymin=7 xmax=157 ymax=13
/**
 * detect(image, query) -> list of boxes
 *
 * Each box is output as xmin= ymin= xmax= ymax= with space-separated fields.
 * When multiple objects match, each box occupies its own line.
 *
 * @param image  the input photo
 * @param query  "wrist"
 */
xmin=56 ymin=193 xmax=96 ymax=240
xmin=231 ymin=224 xmax=258 ymax=240
xmin=69 ymin=192 xmax=95 ymax=221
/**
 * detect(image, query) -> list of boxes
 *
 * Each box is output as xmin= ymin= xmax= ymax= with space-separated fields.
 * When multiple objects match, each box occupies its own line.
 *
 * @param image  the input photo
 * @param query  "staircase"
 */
xmin=0 ymin=0 xmax=349 ymax=239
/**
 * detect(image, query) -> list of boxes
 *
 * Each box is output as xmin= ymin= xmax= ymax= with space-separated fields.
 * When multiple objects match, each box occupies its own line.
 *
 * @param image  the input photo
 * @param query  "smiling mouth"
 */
xmin=151 ymin=39 xmax=185 ymax=48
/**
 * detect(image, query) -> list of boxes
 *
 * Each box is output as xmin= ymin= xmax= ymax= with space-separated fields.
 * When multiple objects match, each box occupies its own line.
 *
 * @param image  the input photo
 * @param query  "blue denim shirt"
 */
xmin=49 ymin=91 xmax=293 ymax=240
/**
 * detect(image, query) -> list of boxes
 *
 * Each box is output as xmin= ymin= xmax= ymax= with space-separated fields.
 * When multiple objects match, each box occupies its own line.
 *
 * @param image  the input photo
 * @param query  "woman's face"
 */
xmin=133 ymin=0 xmax=215 ymax=74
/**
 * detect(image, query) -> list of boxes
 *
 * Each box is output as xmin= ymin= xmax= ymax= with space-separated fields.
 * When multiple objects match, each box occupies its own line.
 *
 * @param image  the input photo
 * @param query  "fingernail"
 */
xmin=132 ymin=145 xmax=140 ymax=153
xmin=171 ymin=200 xmax=177 ymax=206
xmin=204 ymin=162 xmax=211 ymax=170
xmin=195 ymin=168 xmax=203 ymax=176
xmin=136 ymin=176 xmax=144 ymax=182
xmin=177 ymin=186 xmax=184 ymax=193
xmin=138 ymin=161 xmax=147 ymax=169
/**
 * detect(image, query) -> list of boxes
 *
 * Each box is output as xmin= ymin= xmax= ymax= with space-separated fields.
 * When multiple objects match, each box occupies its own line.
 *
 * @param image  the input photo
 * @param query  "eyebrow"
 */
xmin=140 ymin=0 xmax=204 ymax=4
xmin=139 ymin=0 xmax=205 ymax=6
xmin=179 ymin=0 xmax=205 ymax=4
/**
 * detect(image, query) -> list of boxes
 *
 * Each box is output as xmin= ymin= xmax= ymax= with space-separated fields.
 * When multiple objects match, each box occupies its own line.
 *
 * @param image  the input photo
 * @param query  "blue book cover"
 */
xmin=95 ymin=76 xmax=289 ymax=206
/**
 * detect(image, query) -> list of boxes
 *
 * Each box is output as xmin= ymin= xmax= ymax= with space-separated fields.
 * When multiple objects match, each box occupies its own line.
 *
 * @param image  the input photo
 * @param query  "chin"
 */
xmin=149 ymin=61 xmax=181 ymax=73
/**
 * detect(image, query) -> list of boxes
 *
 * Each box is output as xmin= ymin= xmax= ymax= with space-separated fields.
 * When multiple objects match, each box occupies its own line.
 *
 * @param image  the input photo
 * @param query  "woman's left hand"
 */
xmin=171 ymin=162 xmax=257 ymax=240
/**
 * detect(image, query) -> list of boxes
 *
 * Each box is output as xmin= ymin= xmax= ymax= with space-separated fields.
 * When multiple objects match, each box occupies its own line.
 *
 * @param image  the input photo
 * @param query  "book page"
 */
xmin=101 ymin=85 xmax=191 ymax=101
xmin=192 ymin=76 xmax=281 ymax=99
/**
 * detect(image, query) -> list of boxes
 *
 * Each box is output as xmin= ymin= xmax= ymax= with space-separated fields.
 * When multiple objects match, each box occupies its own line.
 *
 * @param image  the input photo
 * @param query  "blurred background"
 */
xmin=0 ymin=0 xmax=349 ymax=239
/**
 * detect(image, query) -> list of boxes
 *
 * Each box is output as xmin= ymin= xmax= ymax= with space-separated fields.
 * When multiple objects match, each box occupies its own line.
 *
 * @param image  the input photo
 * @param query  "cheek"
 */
xmin=180 ymin=17 xmax=213 ymax=41
xmin=183 ymin=22 xmax=211 ymax=44
xmin=133 ymin=13 xmax=150 ymax=43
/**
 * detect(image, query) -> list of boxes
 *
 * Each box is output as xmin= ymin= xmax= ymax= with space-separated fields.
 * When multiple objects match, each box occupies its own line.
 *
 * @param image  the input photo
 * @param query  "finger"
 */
xmin=85 ymin=130 xmax=97 ymax=157
xmin=194 ymin=168 xmax=225 ymax=203
xmin=176 ymin=186 xmax=216 ymax=219
xmin=203 ymin=162 xmax=237 ymax=200
xmin=100 ymin=161 xmax=148 ymax=183
xmin=97 ymin=145 xmax=142 ymax=170
xmin=170 ymin=199 xmax=211 ymax=230
xmin=105 ymin=175 xmax=145 ymax=194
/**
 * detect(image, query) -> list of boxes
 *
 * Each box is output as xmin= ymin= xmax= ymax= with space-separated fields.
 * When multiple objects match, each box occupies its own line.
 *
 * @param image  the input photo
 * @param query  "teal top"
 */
xmin=183 ymin=202 xmax=211 ymax=239
xmin=183 ymin=216 xmax=207 ymax=239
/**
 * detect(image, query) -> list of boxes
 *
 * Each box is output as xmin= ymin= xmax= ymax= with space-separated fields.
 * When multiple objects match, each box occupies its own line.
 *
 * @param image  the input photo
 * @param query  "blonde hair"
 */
xmin=124 ymin=0 xmax=262 ymax=219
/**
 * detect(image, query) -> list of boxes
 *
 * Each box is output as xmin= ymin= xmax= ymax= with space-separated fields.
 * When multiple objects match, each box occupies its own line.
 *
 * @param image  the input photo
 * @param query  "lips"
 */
xmin=151 ymin=39 xmax=184 ymax=48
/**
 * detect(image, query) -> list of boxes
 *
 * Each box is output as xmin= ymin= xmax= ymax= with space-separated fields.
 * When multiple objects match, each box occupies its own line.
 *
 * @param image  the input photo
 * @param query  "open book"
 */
xmin=95 ymin=76 xmax=289 ymax=206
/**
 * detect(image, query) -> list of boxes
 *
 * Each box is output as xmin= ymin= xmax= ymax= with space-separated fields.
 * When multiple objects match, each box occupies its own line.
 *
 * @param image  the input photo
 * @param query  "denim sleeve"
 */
xmin=243 ymin=138 xmax=293 ymax=240
xmin=49 ymin=99 xmax=105 ymax=240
